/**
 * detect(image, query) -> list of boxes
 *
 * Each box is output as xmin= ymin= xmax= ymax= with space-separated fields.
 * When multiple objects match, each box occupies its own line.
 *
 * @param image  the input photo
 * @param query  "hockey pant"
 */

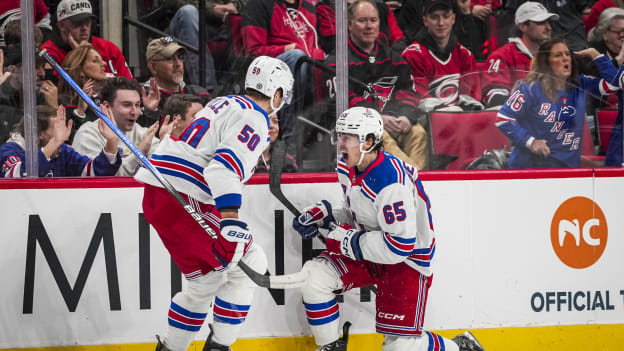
xmin=300 ymin=254 xmax=459 ymax=351
xmin=382 ymin=124 xmax=428 ymax=170
xmin=163 ymin=243 xmax=267 ymax=351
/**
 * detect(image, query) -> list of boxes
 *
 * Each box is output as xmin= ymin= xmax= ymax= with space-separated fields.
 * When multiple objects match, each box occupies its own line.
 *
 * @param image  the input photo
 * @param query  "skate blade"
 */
xmin=463 ymin=331 xmax=485 ymax=350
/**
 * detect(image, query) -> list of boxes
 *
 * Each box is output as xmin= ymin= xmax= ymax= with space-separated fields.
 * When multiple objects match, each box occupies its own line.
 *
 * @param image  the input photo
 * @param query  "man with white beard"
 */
xmin=140 ymin=37 xmax=211 ymax=127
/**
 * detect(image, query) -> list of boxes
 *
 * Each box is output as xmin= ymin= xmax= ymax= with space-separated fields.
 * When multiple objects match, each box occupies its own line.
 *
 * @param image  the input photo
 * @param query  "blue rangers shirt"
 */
xmin=496 ymin=54 xmax=621 ymax=168
xmin=0 ymin=133 xmax=121 ymax=177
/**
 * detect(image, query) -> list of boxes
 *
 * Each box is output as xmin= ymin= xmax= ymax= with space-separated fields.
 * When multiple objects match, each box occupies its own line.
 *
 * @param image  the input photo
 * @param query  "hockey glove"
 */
xmin=326 ymin=223 xmax=363 ymax=261
xmin=292 ymin=200 xmax=335 ymax=239
xmin=212 ymin=219 xmax=253 ymax=269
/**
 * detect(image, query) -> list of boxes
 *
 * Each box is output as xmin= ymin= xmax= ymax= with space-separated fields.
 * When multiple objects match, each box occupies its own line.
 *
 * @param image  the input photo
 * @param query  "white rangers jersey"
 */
xmin=335 ymin=151 xmax=435 ymax=276
xmin=135 ymin=95 xmax=270 ymax=209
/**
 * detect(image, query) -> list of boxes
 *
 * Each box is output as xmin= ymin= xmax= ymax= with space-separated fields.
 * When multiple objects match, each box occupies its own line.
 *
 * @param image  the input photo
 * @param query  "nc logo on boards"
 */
xmin=550 ymin=197 xmax=607 ymax=269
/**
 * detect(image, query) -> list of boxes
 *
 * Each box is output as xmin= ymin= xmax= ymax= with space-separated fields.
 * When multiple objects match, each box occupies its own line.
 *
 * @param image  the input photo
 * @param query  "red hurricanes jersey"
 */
xmin=481 ymin=38 xmax=532 ymax=107
xmin=401 ymin=41 xmax=481 ymax=106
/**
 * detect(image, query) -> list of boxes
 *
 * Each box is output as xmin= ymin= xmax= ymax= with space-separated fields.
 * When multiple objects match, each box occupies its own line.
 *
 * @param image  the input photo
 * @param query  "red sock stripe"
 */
xmin=168 ymin=309 xmax=204 ymax=326
xmin=305 ymin=303 xmax=339 ymax=319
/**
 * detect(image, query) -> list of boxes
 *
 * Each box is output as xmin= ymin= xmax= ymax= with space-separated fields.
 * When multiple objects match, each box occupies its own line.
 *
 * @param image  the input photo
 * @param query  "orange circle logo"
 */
xmin=550 ymin=197 xmax=607 ymax=269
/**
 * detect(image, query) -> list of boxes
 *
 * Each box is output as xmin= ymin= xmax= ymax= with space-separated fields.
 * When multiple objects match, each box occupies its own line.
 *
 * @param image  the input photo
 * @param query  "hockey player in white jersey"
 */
xmin=135 ymin=56 xmax=294 ymax=351
xmin=292 ymin=107 xmax=485 ymax=351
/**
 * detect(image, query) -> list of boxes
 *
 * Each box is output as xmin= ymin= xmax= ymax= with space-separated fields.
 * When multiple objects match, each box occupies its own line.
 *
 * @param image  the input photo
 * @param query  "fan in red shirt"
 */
xmin=40 ymin=0 xmax=133 ymax=79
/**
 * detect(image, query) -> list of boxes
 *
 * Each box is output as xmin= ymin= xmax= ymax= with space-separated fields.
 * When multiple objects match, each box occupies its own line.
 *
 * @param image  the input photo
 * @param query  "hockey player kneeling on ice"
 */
xmin=134 ymin=56 xmax=294 ymax=351
xmin=292 ymin=107 xmax=485 ymax=351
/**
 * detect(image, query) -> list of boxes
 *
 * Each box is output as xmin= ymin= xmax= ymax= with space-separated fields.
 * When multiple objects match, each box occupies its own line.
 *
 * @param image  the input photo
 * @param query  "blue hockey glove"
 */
xmin=292 ymin=200 xmax=335 ymax=239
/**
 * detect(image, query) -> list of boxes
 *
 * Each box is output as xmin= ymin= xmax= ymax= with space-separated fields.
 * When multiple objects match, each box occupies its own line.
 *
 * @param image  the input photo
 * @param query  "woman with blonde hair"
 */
xmin=496 ymin=37 xmax=623 ymax=168
xmin=58 ymin=44 xmax=110 ymax=143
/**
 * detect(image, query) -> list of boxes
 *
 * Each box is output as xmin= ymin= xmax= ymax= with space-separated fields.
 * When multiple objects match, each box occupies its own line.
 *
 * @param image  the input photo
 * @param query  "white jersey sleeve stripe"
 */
xmin=214 ymin=148 xmax=244 ymax=180
xmin=150 ymin=154 xmax=212 ymax=195
xmin=407 ymin=238 xmax=436 ymax=267
xmin=383 ymin=232 xmax=416 ymax=257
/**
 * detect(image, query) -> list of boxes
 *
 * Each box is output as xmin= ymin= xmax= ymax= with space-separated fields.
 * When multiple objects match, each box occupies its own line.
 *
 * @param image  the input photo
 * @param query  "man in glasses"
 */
xmin=481 ymin=1 xmax=559 ymax=109
xmin=139 ymin=37 xmax=211 ymax=127
xmin=40 ymin=0 xmax=133 ymax=79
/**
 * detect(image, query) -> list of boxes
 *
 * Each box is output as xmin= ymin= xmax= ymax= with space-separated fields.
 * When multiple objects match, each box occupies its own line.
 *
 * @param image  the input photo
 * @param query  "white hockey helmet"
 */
xmin=336 ymin=106 xmax=384 ymax=151
xmin=245 ymin=56 xmax=294 ymax=113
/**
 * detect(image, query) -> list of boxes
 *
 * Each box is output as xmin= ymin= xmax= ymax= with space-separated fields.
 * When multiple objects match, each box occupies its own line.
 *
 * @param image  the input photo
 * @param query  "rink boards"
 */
xmin=0 ymin=169 xmax=623 ymax=351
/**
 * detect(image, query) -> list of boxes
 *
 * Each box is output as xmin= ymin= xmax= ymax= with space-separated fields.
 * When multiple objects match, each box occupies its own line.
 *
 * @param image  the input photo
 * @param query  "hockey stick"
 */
xmin=270 ymin=141 xmax=325 ymax=245
xmin=269 ymin=141 xmax=304 ymax=219
xmin=39 ymin=49 xmax=271 ymax=286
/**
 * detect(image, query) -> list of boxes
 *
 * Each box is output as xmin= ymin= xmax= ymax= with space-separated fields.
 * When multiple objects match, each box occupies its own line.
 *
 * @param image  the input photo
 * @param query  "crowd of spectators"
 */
xmin=1 ymin=0 xmax=624 ymax=178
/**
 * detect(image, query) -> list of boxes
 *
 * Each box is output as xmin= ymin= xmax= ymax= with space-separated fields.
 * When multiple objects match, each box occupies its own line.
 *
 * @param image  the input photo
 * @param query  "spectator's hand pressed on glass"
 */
xmin=42 ymin=106 xmax=73 ymax=159
xmin=98 ymin=104 xmax=120 ymax=154
xmin=40 ymin=80 xmax=59 ymax=108
xmin=472 ymin=4 xmax=492 ymax=21
xmin=158 ymin=114 xmax=182 ymax=139
xmin=530 ymin=139 xmax=550 ymax=157
xmin=141 ymin=78 xmax=161 ymax=111
xmin=138 ymin=121 xmax=159 ymax=155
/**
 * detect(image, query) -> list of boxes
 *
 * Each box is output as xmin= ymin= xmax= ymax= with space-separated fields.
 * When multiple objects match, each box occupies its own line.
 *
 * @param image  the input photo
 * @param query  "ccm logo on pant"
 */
xmin=378 ymin=312 xmax=405 ymax=320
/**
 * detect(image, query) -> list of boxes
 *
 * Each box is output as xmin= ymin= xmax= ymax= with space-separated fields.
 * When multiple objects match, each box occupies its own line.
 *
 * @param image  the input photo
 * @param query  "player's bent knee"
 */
xmin=301 ymin=258 xmax=343 ymax=295
xmin=229 ymin=243 xmax=268 ymax=287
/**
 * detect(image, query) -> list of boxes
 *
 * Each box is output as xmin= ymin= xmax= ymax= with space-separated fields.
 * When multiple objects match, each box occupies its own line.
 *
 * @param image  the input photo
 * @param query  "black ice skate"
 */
xmin=154 ymin=335 xmax=171 ymax=351
xmin=317 ymin=321 xmax=352 ymax=351
xmin=453 ymin=331 xmax=485 ymax=351
xmin=202 ymin=324 xmax=231 ymax=351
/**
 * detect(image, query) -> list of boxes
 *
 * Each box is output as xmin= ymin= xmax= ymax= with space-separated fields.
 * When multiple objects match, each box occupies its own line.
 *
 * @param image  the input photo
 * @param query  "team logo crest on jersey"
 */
xmin=284 ymin=8 xmax=311 ymax=36
xmin=559 ymin=105 xmax=576 ymax=122
xmin=429 ymin=73 xmax=459 ymax=104
xmin=363 ymin=76 xmax=398 ymax=111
